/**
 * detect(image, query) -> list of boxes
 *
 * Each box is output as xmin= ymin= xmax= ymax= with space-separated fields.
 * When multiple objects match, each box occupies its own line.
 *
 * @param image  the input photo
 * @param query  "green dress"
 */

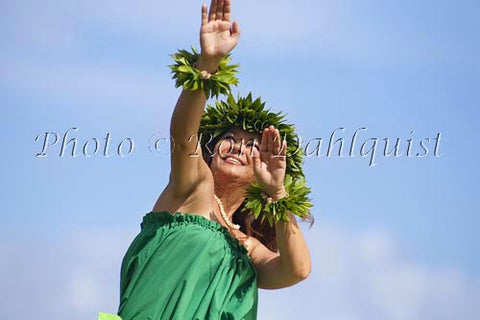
xmin=116 ymin=211 xmax=258 ymax=320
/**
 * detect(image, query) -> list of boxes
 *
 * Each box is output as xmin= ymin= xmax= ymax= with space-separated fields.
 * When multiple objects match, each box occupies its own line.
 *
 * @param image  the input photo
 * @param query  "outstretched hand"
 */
xmin=200 ymin=0 xmax=241 ymax=61
xmin=245 ymin=125 xmax=288 ymax=200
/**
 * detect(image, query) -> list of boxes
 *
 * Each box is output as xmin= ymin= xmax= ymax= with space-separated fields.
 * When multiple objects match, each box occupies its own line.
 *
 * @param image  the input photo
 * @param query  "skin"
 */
xmin=152 ymin=0 xmax=311 ymax=289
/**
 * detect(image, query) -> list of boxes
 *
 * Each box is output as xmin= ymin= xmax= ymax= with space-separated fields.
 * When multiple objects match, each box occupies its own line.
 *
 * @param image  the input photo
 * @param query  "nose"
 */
xmin=219 ymin=138 xmax=249 ymax=157
xmin=230 ymin=140 xmax=244 ymax=155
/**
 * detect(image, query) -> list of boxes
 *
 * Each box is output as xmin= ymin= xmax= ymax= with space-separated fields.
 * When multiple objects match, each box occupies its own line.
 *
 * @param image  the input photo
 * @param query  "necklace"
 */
xmin=214 ymin=194 xmax=240 ymax=230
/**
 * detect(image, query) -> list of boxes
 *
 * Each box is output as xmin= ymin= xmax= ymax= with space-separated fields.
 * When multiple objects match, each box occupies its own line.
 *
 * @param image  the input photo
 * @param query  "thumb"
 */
xmin=231 ymin=20 xmax=241 ymax=39
xmin=251 ymin=148 xmax=261 ymax=172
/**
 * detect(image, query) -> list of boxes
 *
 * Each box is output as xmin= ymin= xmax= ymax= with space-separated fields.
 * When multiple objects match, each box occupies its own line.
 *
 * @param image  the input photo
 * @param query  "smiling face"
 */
xmin=209 ymin=126 xmax=261 ymax=185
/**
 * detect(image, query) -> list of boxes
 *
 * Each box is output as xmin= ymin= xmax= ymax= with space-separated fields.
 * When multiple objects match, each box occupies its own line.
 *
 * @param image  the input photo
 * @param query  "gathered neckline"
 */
xmin=142 ymin=211 xmax=250 ymax=257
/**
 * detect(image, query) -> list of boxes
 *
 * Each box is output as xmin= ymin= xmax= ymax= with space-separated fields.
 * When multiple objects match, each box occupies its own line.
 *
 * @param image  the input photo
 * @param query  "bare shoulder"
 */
xmin=152 ymin=173 xmax=216 ymax=218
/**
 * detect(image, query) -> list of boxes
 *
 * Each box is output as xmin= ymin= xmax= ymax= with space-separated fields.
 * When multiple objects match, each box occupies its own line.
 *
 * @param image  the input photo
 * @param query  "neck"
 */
xmin=214 ymin=180 xmax=246 ymax=220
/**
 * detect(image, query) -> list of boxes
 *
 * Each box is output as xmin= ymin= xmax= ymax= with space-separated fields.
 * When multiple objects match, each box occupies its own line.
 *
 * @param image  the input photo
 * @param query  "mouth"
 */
xmin=222 ymin=155 xmax=245 ymax=166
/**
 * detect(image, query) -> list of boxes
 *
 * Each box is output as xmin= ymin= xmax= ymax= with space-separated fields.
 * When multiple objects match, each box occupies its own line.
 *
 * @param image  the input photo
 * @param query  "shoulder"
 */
xmin=152 ymin=175 xmax=215 ymax=216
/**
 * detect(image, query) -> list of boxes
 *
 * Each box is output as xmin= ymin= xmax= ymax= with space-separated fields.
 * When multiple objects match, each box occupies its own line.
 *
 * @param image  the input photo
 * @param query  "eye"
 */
xmin=221 ymin=134 xmax=235 ymax=140
xmin=218 ymin=135 xmax=236 ymax=153
xmin=220 ymin=135 xmax=236 ymax=144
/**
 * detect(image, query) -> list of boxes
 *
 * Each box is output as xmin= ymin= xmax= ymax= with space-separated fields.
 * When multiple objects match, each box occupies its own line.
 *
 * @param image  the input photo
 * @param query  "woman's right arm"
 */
xmin=168 ymin=0 xmax=241 ymax=197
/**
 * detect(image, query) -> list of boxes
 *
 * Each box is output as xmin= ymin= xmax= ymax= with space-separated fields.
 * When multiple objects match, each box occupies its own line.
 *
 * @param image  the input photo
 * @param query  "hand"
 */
xmin=199 ymin=0 xmax=241 ymax=69
xmin=245 ymin=125 xmax=288 ymax=200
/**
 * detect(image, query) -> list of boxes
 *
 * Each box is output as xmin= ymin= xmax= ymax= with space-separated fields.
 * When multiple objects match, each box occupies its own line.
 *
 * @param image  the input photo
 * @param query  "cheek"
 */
xmin=216 ymin=140 xmax=240 ymax=156
xmin=210 ymin=154 xmax=221 ymax=169
xmin=217 ymin=145 xmax=231 ymax=156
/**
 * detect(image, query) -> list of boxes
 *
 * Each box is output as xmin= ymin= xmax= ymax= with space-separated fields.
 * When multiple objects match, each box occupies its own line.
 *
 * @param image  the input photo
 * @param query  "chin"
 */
xmin=212 ymin=159 xmax=252 ymax=181
xmin=216 ymin=163 xmax=245 ymax=178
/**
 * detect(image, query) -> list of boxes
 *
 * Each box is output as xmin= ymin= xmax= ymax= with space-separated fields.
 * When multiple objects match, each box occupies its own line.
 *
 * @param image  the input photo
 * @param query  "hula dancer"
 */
xmin=99 ymin=0 xmax=314 ymax=319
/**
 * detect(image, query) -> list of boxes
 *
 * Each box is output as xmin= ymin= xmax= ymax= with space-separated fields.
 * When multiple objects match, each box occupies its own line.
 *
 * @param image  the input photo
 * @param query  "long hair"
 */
xmin=202 ymin=128 xmax=314 ymax=252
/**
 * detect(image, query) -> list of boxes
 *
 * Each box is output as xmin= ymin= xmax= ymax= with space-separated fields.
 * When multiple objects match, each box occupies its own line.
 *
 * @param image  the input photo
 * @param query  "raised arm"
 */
xmin=168 ymin=0 xmax=241 ymax=196
xmin=243 ymin=126 xmax=312 ymax=288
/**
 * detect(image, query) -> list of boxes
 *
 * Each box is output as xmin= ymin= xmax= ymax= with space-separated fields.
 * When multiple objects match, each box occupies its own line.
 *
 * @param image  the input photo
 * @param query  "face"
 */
xmin=209 ymin=127 xmax=261 ymax=184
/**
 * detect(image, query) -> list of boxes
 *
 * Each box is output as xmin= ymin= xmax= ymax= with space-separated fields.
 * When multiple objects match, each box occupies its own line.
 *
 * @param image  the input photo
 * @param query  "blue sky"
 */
xmin=1 ymin=0 xmax=480 ymax=319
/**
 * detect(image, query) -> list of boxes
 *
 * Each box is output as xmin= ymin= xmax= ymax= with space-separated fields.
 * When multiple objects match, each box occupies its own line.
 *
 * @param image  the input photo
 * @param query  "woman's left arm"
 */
xmin=243 ymin=124 xmax=311 ymax=288
xmin=243 ymin=211 xmax=311 ymax=289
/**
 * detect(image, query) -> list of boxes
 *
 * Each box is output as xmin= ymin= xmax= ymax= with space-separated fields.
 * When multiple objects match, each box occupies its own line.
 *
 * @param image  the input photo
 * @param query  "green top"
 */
xmin=117 ymin=211 xmax=258 ymax=320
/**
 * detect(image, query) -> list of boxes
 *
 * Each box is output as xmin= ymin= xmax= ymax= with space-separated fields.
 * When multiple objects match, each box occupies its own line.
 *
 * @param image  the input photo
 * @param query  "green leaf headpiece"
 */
xmin=199 ymin=92 xmax=313 ymax=226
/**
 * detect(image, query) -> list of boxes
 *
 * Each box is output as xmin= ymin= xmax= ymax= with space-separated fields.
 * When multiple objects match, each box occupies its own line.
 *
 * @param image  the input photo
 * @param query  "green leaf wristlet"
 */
xmin=168 ymin=47 xmax=239 ymax=99
xmin=242 ymin=175 xmax=313 ymax=227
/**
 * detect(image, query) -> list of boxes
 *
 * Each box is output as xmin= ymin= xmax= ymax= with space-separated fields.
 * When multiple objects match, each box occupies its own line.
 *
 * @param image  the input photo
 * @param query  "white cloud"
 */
xmin=0 ymin=228 xmax=136 ymax=320
xmin=5 ymin=0 xmax=470 ymax=107
xmin=257 ymin=223 xmax=480 ymax=320
xmin=1 ymin=223 xmax=479 ymax=320
xmin=5 ymin=0 xmax=476 ymax=68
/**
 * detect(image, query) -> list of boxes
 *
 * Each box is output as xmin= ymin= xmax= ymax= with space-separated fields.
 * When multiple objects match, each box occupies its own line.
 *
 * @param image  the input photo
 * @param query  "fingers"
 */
xmin=267 ymin=127 xmax=274 ymax=154
xmin=264 ymin=125 xmax=286 ymax=157
xmin=209 ymin=0 xmax=218 ymax=21
xmin=216 ymin=0 xmax=225 ymax=21
xmin=274 ymin=129 xmax=282 ymax=155
xmin=280 ymin=139 xmax=287 ymax=157
xmin=245 ymin=145 xmax=261 ymax=171
xmin=272 ymin=128 xmax=282 ymax=156
xmin=260 ymin=128 xmax=268 ymax=152
xmin=201 ymin=3 xmax=208 ymax=26
xmin=205 ymin=0 xmax=240 ymax=40
xmin=207 ymin=0 xmax=232 ymax=22
xmin=223 ymin=0 xmax=231 ymax=21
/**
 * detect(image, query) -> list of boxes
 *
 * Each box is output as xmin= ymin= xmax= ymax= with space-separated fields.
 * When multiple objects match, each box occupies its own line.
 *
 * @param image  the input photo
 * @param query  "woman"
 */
xmin=105 ymin=1 xmax=312 ymax=319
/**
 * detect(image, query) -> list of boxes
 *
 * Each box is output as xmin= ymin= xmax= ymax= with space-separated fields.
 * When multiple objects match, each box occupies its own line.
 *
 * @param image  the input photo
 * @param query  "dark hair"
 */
xmin=202 ymin=127 xmax=315 ymax=252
